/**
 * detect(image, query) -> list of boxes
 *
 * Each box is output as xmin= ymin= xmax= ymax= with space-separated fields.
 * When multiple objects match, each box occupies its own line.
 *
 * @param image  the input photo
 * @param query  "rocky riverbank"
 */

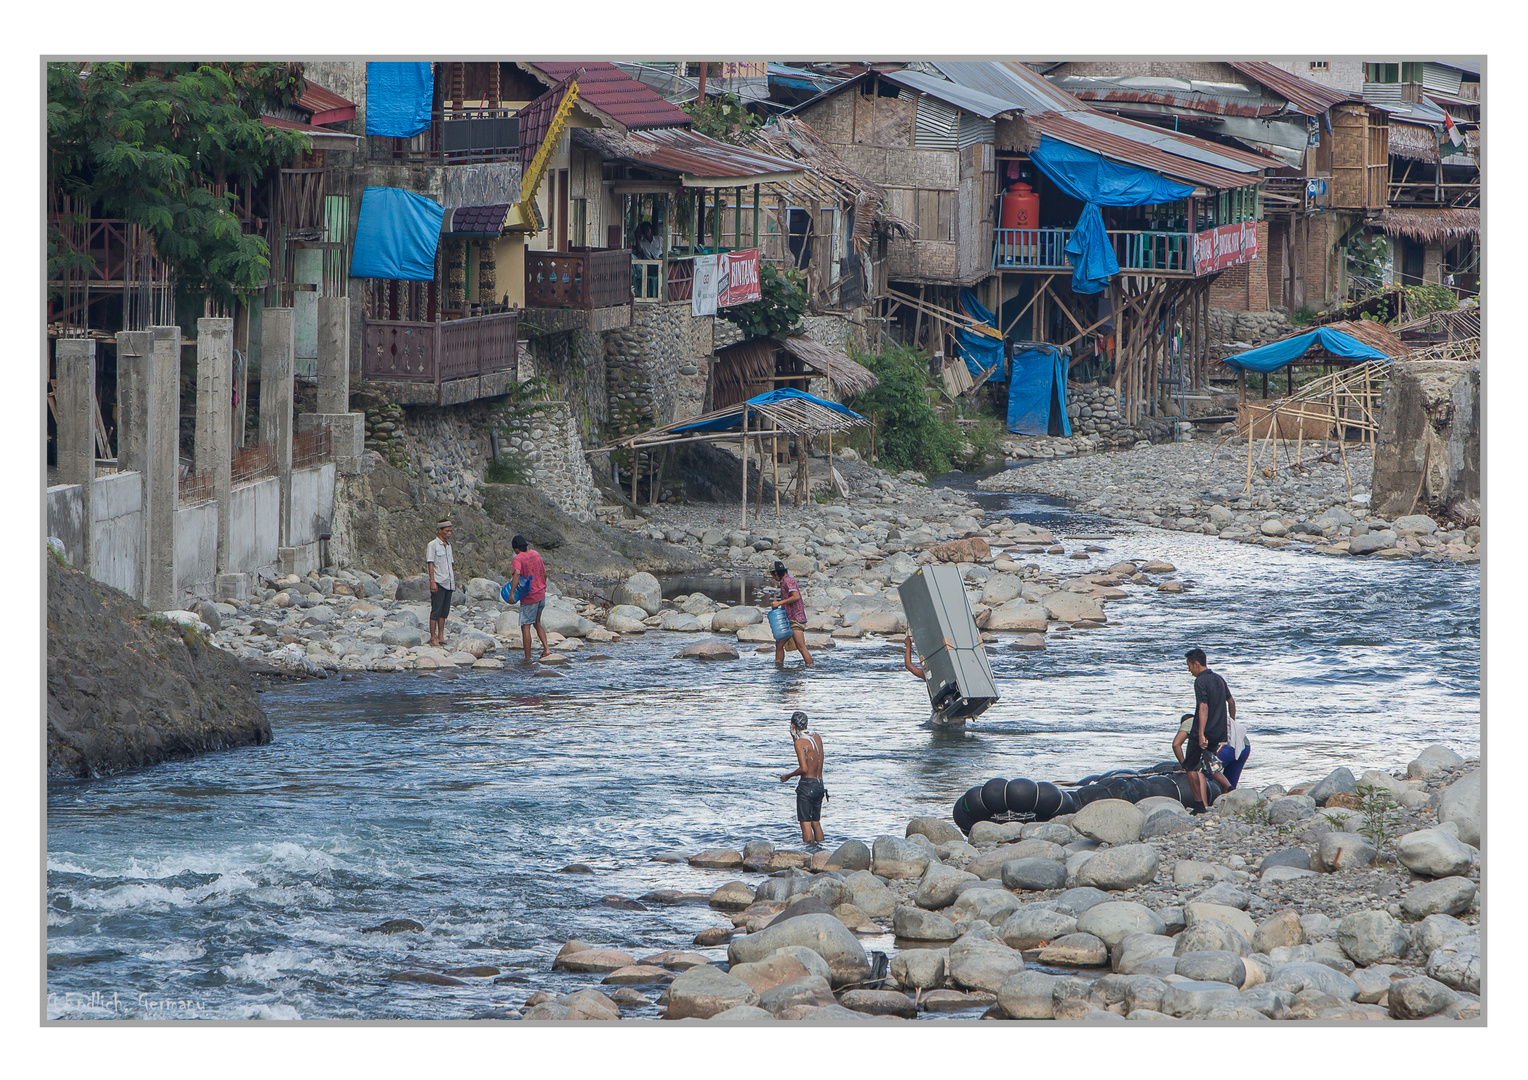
xmin=46 ymin=557 xmax=270 ymax=778
xmin=978 ymin=440 xmax=1480 ymax=564
xmin=508 ymin=747 xmax=1480 ymax=1022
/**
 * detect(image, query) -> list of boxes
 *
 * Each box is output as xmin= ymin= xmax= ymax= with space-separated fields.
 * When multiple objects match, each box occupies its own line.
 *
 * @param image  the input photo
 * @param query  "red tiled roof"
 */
xmin=297 ymin=82 xmax=356 ymax=125
xmin=617 ymin=127 xmax=802 ymax=187
xmin=523 ymin=61 xmax=691 ymax=130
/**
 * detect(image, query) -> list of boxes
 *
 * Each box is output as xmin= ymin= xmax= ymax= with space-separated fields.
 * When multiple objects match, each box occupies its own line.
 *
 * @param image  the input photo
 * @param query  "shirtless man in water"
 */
xmin=779 ymin=711 xmax=826 ymax=843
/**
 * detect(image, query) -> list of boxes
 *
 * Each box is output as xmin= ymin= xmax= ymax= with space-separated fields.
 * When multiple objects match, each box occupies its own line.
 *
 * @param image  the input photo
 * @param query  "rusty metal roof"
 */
xmin=615 ymin=127 xmax=804 ymax=188
xmin=296 ymin=82 xmax=356 ymax=125
xmin=1027 ymin=111 xmax=1258 ymax=191
xmin=1065 ymin=85 xmax=1284 ymax=119
xmin=1225 ymin=62 xmax=1355 ymax=116
xmin=935 ymin=61 xmax=1088 ymax=115
xmin=1064 ymin=111 xmax=1277 ymax=173
xmin=259 ymin=115 xmax=361 ymax=142
xmin=522 ymin=62 xmax=691 ymax=130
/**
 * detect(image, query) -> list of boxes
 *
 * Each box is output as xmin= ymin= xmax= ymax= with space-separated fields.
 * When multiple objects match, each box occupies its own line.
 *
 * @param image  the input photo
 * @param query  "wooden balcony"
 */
xmin=360 ymin=310 xmax=518 ymax=405
xmin=521 ymin=248 xmax=633 ymax=335
xmin=993 ymin=227 xmax=1198 ymax=276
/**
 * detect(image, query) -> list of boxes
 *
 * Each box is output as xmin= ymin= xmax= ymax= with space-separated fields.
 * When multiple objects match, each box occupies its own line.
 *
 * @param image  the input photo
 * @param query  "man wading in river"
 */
xmin=1182 ymin=648 xmax=1236 ymax=814
xmin=779 ymin=712 xmax=827 ymax=843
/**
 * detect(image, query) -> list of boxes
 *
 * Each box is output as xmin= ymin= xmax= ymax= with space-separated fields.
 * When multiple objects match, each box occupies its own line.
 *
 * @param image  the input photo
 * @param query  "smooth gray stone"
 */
xmin=1401 ymin=876 xmax=1477 ymax=919
xmin=1174 ymin=950 xmax=1246 ymax=987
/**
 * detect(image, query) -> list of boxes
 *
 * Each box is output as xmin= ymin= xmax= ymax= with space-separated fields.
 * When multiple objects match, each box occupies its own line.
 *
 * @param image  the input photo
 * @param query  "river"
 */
xmin=46 ymin=478 xmax=1480 ymax=1020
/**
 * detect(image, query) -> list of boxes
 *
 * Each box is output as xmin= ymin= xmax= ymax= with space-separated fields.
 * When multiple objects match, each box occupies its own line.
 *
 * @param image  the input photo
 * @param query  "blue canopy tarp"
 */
xmin=350 ymin=187 xmax=445 ymax=281
xmin=1222 ymin=328 xmax=1390 ymax=375
xmin=1006 ymin=343 xmax=1072 ymax=437
xmin=1030 ymin=135 xmax=1194 ymax=295
xmin=366 ymin=62 xmax=434 ymax=138
xmin=670 ymin=388 xmax=865 ymax=435
xmin=955 ymin=288 xmax=1006 ymax=382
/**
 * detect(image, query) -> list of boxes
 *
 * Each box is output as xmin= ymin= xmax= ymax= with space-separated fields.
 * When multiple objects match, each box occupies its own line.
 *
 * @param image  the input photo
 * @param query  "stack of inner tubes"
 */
xmin=952 ymin=763 xmax=1224 ymax=836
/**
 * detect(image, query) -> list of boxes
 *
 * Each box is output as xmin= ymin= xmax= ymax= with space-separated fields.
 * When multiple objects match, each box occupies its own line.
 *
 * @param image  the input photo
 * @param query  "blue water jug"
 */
xmin=767 ymin=606 xmax=793 ymax=641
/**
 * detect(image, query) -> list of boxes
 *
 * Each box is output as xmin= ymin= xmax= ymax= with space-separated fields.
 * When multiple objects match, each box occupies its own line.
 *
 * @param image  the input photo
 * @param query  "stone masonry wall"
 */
xmin=495 ymin=400 xmax=602 ymax=522
xmin=1064 ymin=382 xmax=1166 ymax=448
xmin=1208 ymin=307 xmax=1293 ymax=359
xmin=605 ymin=303 xmax=714 ymax=438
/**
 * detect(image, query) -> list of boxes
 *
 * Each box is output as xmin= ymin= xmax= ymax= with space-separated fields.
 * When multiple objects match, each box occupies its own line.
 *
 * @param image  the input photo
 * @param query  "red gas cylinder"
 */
xmin=1000 ymin=183 xmax=1040 ymax=230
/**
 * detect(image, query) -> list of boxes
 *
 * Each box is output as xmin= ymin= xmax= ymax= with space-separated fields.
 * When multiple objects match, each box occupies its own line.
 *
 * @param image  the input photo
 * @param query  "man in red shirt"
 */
xmin=769 ymin=561 xmax=814 ymax=670
xmin=510 ymin=534 xmax=550 ymax=661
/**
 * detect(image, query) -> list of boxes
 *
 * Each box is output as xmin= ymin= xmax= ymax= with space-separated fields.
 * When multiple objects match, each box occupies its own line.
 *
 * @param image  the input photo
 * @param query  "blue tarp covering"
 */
xmin=1222 ymin=328 xmax=1391 ymax=374
xmin=1030 ymin=136 xmax=1195 ymax=207
xmin=350 ymin=187 xmax=445 ymax=281
xmin=670 ymin=388 xmax=865 ymax=435
xmin=1063 ymin=204 xmax=1119 ymax=295
xmin=1006 ymin=343 xmax=1072 ymax=437
xmin=1030 ymin=135 xmax=1194 ymax=294
xmin=366 ymin=62 xmax=433 ymax=138
xmin=955 ymin=288 xmax=1006 ymax=382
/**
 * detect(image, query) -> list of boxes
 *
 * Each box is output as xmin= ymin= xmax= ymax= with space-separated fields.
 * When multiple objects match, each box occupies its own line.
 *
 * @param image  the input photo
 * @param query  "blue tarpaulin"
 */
xmin=1063 ymin=204 xmax=1119 ymax=295
xmin=1222 ymin=328 xmax=1391 ymax=374
xmin=366 ymin=62 xmax=433 ymax=138
xmin=955 ymin=288 xmax=1006 ymax=382
xmin=1030 ymin=136 xmax=1194 ymax=295
xmin=1007 ymin=343 xmax=1072 ymax=437
xmin=670 ymin=388 xmax=865 ymax=435
xmin=350 ymin=187 xmax=445 ymax=281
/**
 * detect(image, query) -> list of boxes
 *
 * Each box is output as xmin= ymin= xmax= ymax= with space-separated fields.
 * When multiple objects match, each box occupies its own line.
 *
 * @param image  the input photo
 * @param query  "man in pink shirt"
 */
xmin=769 ymin=560 xmax=814 ymax=670
xmin=510 ymin=534 xmax=550 ymax=661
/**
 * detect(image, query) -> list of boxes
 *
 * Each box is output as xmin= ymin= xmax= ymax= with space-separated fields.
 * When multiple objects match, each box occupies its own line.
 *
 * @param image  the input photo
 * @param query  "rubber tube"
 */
xmin=964 ymin=783 xmax=993 ymax=820
xmin=1033 ymin=781 xmax=1063 ymax=821
xmin=1055 ymin=790 xmax=1076 ymax=816
xmin=1004 ymin=778 xmax=1039 ymax=816
xmin=982 ymin=777 xmax=1011 ymax=815
xmin=952 ymin=796 xmax=977 ymax=835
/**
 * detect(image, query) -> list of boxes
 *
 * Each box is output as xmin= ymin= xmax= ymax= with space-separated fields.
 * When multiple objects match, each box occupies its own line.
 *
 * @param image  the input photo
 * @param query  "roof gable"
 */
xmin=521 ymin=61 xmax=691 ymax=130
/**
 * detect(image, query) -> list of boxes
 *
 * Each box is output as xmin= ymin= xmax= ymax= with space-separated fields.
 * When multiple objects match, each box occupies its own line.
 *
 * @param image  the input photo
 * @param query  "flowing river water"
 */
xmin=46 ymin=477 xmax=1480 ymax=1020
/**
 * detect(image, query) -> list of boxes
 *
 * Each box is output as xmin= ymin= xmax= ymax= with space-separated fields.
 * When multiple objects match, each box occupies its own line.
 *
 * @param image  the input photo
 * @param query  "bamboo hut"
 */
xmin=711 ymin=334 xmax=878 ymax=411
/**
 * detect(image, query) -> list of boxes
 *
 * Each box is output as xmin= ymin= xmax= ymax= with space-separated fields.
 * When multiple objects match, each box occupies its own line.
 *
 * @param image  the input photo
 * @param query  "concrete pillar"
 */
xmin=316 ymin=296 xmax=351 ymax=414
xmin=145 ymin=326 xmax=181 ymax=609
xmin=262 ymin=308 xmax=296 ymax=551
xmin=54 ymin=338 xmax=97 ymax=575
xmin=197 ymin=318 xmax=235 ymax=573
xmin=115 ymin=330 xmax=154 ymax=601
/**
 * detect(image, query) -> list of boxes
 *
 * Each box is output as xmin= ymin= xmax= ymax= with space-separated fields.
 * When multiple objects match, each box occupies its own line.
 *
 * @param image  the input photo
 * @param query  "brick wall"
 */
xmin=1206 ymin=221 xmax=1271 ymax=312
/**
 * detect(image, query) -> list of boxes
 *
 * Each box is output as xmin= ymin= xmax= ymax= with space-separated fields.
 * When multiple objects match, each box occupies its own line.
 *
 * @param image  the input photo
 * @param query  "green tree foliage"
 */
xmin=846 ymin=345 xmax=962 ymax=477
xmin=718 ymin=262 xmax=807 ymax=340
xmin=47 ymin=61 xmax=311 ymax=306
xmin=683 ymin=92 xmax=762 ymax=144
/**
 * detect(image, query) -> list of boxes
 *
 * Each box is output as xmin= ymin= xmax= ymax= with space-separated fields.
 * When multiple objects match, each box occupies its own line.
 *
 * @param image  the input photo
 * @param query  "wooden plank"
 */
xmin=937 ymin=190 xmax=954 ymax=244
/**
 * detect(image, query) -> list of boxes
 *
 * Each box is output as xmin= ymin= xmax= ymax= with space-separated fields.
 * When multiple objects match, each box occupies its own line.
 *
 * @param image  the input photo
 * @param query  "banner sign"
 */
xmin=691 ymin=255 xmax=719 ymax=317
xmin=721 ymin=249 xmax=762 ymax=308
xmin=1193 ymin=222 xmax=1259 ymax=277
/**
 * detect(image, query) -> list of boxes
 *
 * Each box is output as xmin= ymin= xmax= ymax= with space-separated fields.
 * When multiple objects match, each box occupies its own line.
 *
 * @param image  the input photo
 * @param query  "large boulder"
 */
xmin=997 ymin=970 xmax=1062 ymax=1019
xmin=871 ymin=835 xmax=932 ymax=879
xmin=1041 ymin=591 xmax=1105 ymax=622
xmin=1426 ymin=935 xmax=1480 ymax=995
xmin=980 ymin=574 xmax=1026 ymax=605
xmin=1075 ymin=902 xmax=1166 ymax=949
xmin=949 ymin=887 xmax=1023 ymax=926
xmin=606 ymin=605 xmax=648 ymax=633
xmin=611 ymin=572 xmax=663 ymax=615
xmin=842 ymin=871 xmax=895 ymax=918
xmin=906 ymin=817 xmax=965 ymax=846
xmin=1413 ymin=914 xmax=1474 ymax=958
xmin=1314 ymin=832 xmax=1377 ymax=873
xmin=1337 ymin=909 xmax=1411 ymax=966
xmin=665 ymin=965 xmax=759 ymax=1019
xmin=1387 ymin=977 xmax=1459 ymax=1020
xmin=946 ymin=932 xmax=1025 ymax=994
xmin=967 ymin=840 xmax=1062 ymax=879
xmin=1309 ymin=767 xmax=1358 ymax=805
xmin=1184 ymin=903 xmax=1255 ymax=941
xmin=890 ymin=949 xmax=946 ymax=991
xmin=1253 ymin=910 xmax=1306 ymax=954
xmin=757 ymin=975 xmax=837 ymax=1016
xmin=914 ymin=863 xmax=978 ymax=910
xmin=540 ymin=603 xmax=596 ymax=637
xmin=726 ymin=914 xmax=871 ymax=986
xmin=826 ymin=840 xmax=872 ymax=872
xmin=395 ymin=574 xmax=430 ymax=601
xmin=1401 ymin=877 xmax=1477 ymax=919
xmin=1112 ymin=933 xmax=1175 ymax=974
xmin=1396 ymin=827 xmax=1475 ymax=878
xmin=999 ymin=906 xmax=1078 ymax=950
xmin=674 ymin=640 xmax=740 ymax=661
xmin=1264 ymin=962 xmax=1359 ymax=1001
xmin=1175 ymin=919 xmax=1251 ymax=958
xmin=1002 ymin=858 xmax=1068 ymax=891
xmin=1074 ymin=845 xmax=1160 ymax=890
xmin=710 ymin=606 xmax=763 ymax=632
xmin=985 ymin=600 xmax=1050 ymax=633
xmin=892 ymin=905 xmax=960 ymax=942
xmin=1161 ymin=980 xmax=1241 ymax=1018
xmin=464 ymin=576 xmax=503 ymax=602
xmin=1072 ymin=799 xmax=1145 ymax=845
xmin=1407 ymin=743 xmax=1464 ymax=779
xmin=1437 ymin=771 xmax=1480 ymax=846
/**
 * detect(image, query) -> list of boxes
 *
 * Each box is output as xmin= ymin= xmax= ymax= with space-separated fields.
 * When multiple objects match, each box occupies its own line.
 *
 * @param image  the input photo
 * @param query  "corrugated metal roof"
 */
xmin=1027 ymin=111 xmax=1256 ymax=191
xmin=618 ymin=127 xmax=804 ymax=187
xmin=259 ymin=115 xmax=361 ymax=141
xmin=877 ymin=69 xmax=1022 ymax=120
xmin=934 ymin=60 xmax=1086 ymax=114
xmin=523 ymin=62 xmax=691 ymax=130
xmin=1063 ymin=112 xmax=1274 ymax=173
xmin=1226 ymin=62 xmax=1354 ymax=116
xmin=1065 ymin=85 xmax=1283 ymax=119
xmin=296 ymin=82 xmax=356 ymax=125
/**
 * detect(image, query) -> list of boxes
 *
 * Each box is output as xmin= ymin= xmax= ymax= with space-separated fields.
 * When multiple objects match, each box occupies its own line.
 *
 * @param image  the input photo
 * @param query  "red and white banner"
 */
xmin=1193 ymin=222 xmax=1259 ymax=277
xmin=721 ymin=248 xmax=762 ymax=308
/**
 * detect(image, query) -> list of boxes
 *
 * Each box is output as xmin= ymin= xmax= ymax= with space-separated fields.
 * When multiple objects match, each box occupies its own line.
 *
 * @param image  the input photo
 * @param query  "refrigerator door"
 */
xmin=898 ymin=563 xmax=1000 ymax=723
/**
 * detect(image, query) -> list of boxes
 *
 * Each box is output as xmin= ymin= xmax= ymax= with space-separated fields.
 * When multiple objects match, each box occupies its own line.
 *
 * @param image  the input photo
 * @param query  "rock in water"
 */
xmin=725 ymin=914 xmax=871 ymax=986
xmin=611 ymin=572 xmax=663 ymax=615
xmin=665 ymin=965 xmax=758 ymax=1019
xmin=47 ymin=559 xmax=270 ymax=777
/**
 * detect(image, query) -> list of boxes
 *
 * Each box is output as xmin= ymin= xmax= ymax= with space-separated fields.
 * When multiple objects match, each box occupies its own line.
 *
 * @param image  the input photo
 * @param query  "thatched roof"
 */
xmin=777 ymin=335 xmax=880 ymax=397
xmin=747 ymin=117 xmax=917 ymax=241
xmin=1289 ymin=319 xmax=1411 ymax=358
xmin=1378 ymin=207 xmax=1479 ymax=243
xmin=1389 ymin=121 xmax=1440 ymax=163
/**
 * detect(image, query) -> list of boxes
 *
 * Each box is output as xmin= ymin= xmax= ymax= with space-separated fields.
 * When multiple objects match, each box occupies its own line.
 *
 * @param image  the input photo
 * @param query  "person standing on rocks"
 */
xmin=1181 ymin=648 xmax=1236 ymax=813
xmin=779 ymin=711 xmax=826 ymax=843
xmin=1217 ymin=711 xmax=1251 ymax=790
xmin=769 ymin=561 xmax=814 ymax=670
xmin=510 ymin=534 xmax=550 ymax=662
xmin=426 ymin=520 xmax=455 ymax=648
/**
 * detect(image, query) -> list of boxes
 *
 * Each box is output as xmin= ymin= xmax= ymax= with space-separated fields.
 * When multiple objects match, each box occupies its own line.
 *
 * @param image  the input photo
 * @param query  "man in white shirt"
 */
xmin=426 ymin=520 xmax=455 ymax=647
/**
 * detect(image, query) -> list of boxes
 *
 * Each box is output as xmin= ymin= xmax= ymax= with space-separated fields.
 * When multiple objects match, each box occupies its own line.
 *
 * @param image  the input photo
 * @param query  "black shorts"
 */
xmin=430 ymin=587 xmax=453 ymax=621
xmin=796 ymin=778 xmax=826 ymax=823
xmin=1184 ymin=738 xmax=1226 ymax=774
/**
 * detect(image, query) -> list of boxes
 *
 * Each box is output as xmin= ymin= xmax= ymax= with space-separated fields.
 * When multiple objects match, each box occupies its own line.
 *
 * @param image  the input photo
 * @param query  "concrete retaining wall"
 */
xmin=91 ymin=472 xmax=143 ymax=598
xmin=46 ymin=485 xmax=85 ymax=568
xmin=228 ymin=477 xmax=281 ymax=576
xmin=174 ymin=499 xmax=219 ymax=602
xmin=288 ymin=464 xmax=337 ymax=549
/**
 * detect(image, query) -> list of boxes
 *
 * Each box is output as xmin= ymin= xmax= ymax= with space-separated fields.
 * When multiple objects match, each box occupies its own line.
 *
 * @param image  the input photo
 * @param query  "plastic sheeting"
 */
xmin=1063 ymin=204 xmax=1119 ymax=295
xmin=955 ymin=288 xmax=1006 ymax=382
xmin=366 ymin=62 xmax=433 ymax=138
xmin=1222 ymin=328 xmax=1390 ymax=374
xmin=1030 ymin=136 xmax=1195 ymax=207
xmin=1006 ymin=343 xmax=1072 ymax=437
xmin=670 ymin=388 xmax=865 ymax=435
xmin=350 ymin=187 xmax=445 ymax=281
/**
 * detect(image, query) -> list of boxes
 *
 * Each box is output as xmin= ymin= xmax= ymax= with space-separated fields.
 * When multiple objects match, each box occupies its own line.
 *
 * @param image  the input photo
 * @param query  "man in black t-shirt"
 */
xmin=1183 ymin=648 xmax=1236 ymax=814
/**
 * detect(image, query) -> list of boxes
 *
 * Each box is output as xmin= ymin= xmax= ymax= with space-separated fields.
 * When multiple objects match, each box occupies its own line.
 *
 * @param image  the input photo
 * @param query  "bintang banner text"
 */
xmin=691 ymin=249 xmax=762 ymax=316
xmin=1193 ymin=222 xmax=1258 ymax=276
